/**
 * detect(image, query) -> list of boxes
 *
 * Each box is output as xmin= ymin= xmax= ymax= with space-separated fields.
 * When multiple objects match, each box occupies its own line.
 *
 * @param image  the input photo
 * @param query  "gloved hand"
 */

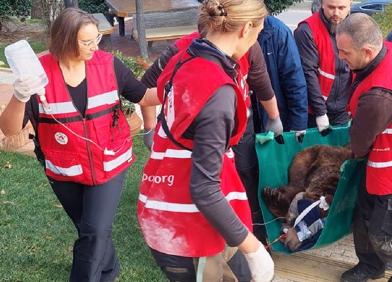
xmin=244 ymin=244 xmax=274 ymax=282
xmin=315 ymin=114 xmax=330 ymax=133
xmin=13 ymin=76 xmax=45 ymax=103
xmin=294 ymin=130 xmax=306 ymax=143
xmin=265 ymin=116 xmax=283 ymax=137
xmin=143 ymin=128 xmax=154 ymax=151
xmin=284 ymin=228 xmax=301 ymax=251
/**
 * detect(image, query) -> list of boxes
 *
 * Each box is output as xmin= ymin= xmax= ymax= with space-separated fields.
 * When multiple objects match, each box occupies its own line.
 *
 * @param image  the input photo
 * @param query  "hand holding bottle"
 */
xmin=13 ymin=76 xmax=46 ymax=103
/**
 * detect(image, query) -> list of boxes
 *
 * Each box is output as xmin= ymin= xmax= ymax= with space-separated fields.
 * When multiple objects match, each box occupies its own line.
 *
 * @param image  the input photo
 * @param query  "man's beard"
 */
xmin=330 ymin=23 xmax=337 ymax=34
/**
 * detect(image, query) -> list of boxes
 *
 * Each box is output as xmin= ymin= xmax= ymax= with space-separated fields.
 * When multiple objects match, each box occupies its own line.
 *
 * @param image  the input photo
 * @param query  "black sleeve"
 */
xmin=141 ymin=44 xmax=179 ymax=88
xmin=114 ymin=57 xmax=147 ymax=103
xmin=294 ymin=23 xmax=327 ymax=116
xmin=23 ymin=98 xmax=38 ymax=131
xmin=190 ymin=85 xmax=249 ymax=247
xmin=247 ymin=43 xmax=275 ymax=101
xmin=350 ymin=89 xmax=392 ymax=158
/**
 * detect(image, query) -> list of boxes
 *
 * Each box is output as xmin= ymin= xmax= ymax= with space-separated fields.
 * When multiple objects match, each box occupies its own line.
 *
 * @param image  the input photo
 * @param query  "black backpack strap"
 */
xmin=157 ymin=56 xmax=195 ymax=151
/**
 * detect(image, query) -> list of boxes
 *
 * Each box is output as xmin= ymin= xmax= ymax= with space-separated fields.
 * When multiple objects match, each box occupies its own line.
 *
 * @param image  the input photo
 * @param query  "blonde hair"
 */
xmin=198 ymin=0 xmax=268 ymax=36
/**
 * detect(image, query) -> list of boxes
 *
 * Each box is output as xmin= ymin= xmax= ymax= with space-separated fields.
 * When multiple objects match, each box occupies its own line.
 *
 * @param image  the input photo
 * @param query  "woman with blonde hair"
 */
xmin=137 ymin=0 xmax=274 ymax=281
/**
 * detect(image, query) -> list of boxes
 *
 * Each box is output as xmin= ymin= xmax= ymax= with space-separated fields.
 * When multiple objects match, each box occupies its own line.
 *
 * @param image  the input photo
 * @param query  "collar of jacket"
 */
xmin=354 ymin=45 xmax=387 ymax=78
xmin=259 ymin=17 xmax=274 ymax=43
xmin=187 ymin=38 xmax=238 ymax=80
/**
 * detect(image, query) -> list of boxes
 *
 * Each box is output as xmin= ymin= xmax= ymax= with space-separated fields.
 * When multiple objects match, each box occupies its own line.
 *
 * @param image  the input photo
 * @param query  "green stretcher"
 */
xmin=255 ymin=126 xmax=366 ymax=253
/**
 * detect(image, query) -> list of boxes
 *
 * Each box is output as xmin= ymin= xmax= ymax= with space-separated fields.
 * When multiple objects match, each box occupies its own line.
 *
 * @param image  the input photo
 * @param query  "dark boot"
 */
xmin=341 ymin=263 xmax=384 ymax=282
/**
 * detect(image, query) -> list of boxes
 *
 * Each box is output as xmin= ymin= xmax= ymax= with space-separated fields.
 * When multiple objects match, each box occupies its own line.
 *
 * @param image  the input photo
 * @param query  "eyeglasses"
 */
xmin=78 ymin=33 xmax=103 ymax=47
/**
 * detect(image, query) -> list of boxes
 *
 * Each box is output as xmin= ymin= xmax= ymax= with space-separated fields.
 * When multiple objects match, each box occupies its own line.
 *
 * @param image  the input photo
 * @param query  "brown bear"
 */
xmin=263 ymin=144 xmax=352 ymax=224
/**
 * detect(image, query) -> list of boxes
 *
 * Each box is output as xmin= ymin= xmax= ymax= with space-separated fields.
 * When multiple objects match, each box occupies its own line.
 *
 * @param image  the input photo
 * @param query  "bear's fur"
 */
xmin=263 ymin=145 xmax=352 ymax=223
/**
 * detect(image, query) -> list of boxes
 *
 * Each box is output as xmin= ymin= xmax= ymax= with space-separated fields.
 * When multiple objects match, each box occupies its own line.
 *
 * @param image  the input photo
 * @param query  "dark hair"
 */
xmin=49 ymin=8 xmax=98 ymax=61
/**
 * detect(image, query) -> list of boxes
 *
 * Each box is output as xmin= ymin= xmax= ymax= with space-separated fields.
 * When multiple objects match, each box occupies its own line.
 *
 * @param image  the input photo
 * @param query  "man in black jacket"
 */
xmin=336 ymin=13 xmax=392 ymax=282
xmin=294 ymin=0 xmax=352 ymax=133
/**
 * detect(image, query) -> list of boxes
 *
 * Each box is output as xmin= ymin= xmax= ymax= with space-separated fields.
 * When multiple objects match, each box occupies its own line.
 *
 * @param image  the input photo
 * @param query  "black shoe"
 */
xmin=341 ymin=264 xmax=384 ymax=282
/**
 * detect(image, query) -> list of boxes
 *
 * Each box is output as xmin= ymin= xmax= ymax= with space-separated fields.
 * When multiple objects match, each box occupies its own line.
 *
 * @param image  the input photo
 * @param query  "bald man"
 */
xmin=336 ymin=13 xmax=392 ymax=282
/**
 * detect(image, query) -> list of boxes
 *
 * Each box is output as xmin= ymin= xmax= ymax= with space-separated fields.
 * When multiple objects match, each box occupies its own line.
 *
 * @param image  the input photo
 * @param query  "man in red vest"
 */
xmin=336 ymin=13 xmax=392 ymax=282
xmin=294 ymin=0 xmax=352 ymax=133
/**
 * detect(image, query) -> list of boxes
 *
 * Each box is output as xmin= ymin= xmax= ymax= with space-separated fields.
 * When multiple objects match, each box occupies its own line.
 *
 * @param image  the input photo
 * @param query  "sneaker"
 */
xmin=341 ymin=263 xmax=384 ymax=282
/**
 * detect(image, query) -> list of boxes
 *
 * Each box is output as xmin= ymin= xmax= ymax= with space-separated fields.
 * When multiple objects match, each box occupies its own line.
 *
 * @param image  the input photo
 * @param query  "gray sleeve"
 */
xmin=350 ymin=89 xmax=392 ymax=158
xmin=190 ymin=85 xmax=249 ymax=247
xmin=294 ymin=23 xmax=327 ymax=116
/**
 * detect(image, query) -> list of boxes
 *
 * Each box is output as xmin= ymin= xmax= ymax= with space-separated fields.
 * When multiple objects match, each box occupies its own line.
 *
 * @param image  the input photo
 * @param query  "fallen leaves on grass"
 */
xmin=3 ymin=161 xmax=12 ymax=169
xmin=3 ymin=201 xmax=15 ymax=205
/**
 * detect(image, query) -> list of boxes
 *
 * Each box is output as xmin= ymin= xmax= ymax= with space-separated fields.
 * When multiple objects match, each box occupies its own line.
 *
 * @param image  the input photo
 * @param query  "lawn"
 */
xmin=0 ymin=136 xmax=166 ymax=281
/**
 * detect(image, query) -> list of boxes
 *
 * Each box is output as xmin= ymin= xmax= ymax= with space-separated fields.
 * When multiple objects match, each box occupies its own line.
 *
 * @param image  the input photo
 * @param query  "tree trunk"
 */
xmin=64 ymin=0 xmax=78 ymax=8
xmin=31 ymin=0 xmax=44 ymax=19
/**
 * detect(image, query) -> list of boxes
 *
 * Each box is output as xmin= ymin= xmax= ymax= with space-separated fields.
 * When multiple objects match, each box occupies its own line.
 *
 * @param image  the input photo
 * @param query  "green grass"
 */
xmin=373 ymin=5 xmax=392 ymax=38
xmin=0 ymin=136 xmax=166 ymax=281
xmin=0 ymin=40 xmax=47 ymax=68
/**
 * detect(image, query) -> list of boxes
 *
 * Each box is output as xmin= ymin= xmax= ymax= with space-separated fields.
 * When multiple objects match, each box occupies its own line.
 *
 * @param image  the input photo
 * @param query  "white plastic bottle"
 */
xmin=4 ymin=40 xmax=50 ymax=110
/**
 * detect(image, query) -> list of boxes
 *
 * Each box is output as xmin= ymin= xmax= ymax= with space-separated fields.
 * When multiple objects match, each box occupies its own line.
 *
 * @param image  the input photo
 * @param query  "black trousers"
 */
xmin=232 ymin=111 xmax=260 ymax=213
xmin=232 ymin=110 xmax=268 ymax=243
xmin=353 ymin=183 xmax=392 ymax=274
xmin=49 ymin=170 xmax=126 ymax=282
xmin=150 ymin=247 xmax=251 ymax=282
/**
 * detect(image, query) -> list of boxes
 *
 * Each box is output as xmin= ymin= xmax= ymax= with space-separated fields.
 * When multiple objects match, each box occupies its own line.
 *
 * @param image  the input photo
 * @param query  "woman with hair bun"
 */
xmin=137 ymin=0 xmax=274 ymax=281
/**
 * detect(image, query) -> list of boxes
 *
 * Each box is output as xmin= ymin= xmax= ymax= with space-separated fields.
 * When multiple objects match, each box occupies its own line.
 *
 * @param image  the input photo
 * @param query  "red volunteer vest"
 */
xmin=175 ymin=32 xmax=251 ymax=108
xmin=349 ymin=42 xmax=392 ymax=195
xmin=137 ymin=49 xmax=252 ymax=257
xmin=38 ymin=51 xmax=134 ymax=186
xmin=301 ymin=12 xmax=336 ymax=106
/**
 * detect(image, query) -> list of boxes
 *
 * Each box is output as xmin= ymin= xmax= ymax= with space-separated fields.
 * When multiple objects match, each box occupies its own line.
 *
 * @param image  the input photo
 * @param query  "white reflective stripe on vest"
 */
xmin=150 ymin=149 xmax=192 ymax=160
xmin=103 ymin=148 xmax=133 ymax=171
xmin=45 ymin=160 xmax=83 ymax=176
xmin=39 ymin=101 xmax=77 ymax=114
xmin=382 ymin=129 xmax=392 ymax=134
xmin=318 ymin=68 xmax=335 ymax=80
xmin=225 ymin=148 xmax=234 ymax=159
xmin=367 ymin=160 xmax=392 ymax=168
xmin=138 ymin=191 xmax=248 ymax=213
xmin=88 ymin=90 xmax=119 ymax=109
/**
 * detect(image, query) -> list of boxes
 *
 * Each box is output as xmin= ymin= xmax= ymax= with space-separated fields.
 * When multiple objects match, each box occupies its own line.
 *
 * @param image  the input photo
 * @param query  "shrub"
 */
xmin=112 ymin=50 xmax=149 ymax=79
xmin=0 ymin=0 xmax=31 ymax=18
xmin=79 ymin=0 xmax=107 ymax=14
xmin=0 ymin=0 xmax=12 ymax=18
xmin=14 ymin=0 xmax=32 ymax=18
xmin=0 ymin=0 xmax=31 ymax=30
xmin=112 ymin=50 xmax=150 ymax=115
xmin=373 ymin=5 xmax=392 ymax=38
xmin=265 ymin=0 xmax=303 ymax=15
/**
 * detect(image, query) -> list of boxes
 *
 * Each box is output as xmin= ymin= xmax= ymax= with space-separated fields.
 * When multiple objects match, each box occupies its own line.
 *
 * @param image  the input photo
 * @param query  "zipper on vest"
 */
xmin=82 ymin=119 xmax=97 ymax=185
